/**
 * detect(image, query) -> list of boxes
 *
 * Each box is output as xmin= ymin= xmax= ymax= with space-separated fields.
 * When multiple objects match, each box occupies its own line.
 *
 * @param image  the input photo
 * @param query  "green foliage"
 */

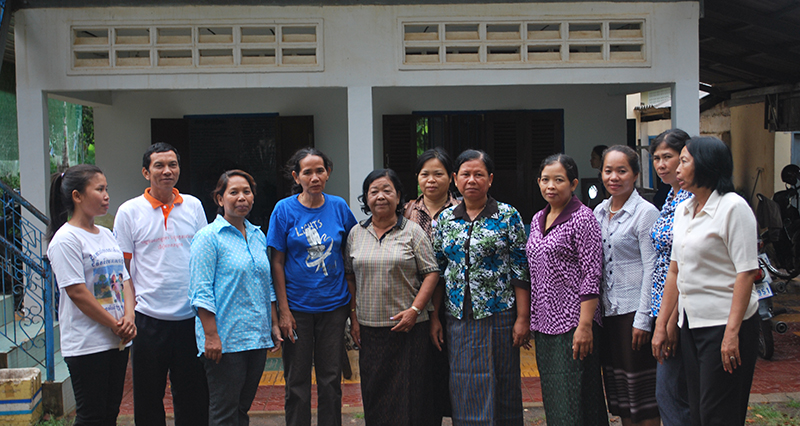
xmin=788 ymin=399 xmax=800 ymax=409
xmin=36 ymin=415 xmax=74 ymax=426
xmin=0 ymin=172 xmax=19 ymax=189
xmin=748 ymin=403 xmax=800 ymax=426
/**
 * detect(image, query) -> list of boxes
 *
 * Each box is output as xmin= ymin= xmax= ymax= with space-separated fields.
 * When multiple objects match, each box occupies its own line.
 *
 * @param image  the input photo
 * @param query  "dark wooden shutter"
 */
xmin=383 ymin=115 xmax=419 ymax=203
xmin=151 ymin=118 xmax=190 ymax=194
xmin=276 ymin=115 xmax=315 ymax=199
xmin=528 ymin=110 xmax=564 ymax=217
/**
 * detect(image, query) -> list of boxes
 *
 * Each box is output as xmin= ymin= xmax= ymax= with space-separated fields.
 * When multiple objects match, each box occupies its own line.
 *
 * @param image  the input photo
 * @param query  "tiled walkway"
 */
xmin=118 ymin=290 xmax=800 ymax=415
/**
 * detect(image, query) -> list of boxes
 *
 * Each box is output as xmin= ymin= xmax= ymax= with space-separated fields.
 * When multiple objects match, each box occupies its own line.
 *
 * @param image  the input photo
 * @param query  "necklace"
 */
xmin=609 ymin=206 xmax=622 ymax=215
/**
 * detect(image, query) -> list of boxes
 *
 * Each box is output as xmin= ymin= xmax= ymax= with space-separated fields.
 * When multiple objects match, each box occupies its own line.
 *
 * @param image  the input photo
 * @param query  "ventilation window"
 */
xmin=241 ymin=27 xmax=276 ymax=43
xmin=569 ymin=44 xmax=602 ymax=60
xmin=569 ymin=23 xmax=602 ymax=40
xmin=405 ymin=24 xmax=439 ymax=41
xmin=487 ymin=24 xmax=520 ymax=41
xmin=282 ymin=48 xmax=317 ymax=65
xmin=157 ymin=28 xmax=191 ymax=45
xmin=74 ymin=51 xmax=109 ymax=67
xmin=198 ymin=27 xmax=233 ymax=44
xmin=527 ymin=45 xmax=561 ymax=61
xmin=610 ymin=44 xmax=643 ymax=60
xmin=116 ymin=50 xmax=150 ymax=66
xmin=487 ymin=46 xmax=521 ymax=62
xmin=74 ymin=29 xmax=109 ymax=45
xmin=282 ymin=27 xmax=316 ymax=43
xmin=445 ymin=24 xmax=479 ymax=41
xmin=609 ymin=22 xmax=642 ymax=39
xmin=199 ymin=49 xmax=233 ymax=66
xmin=241 ymin=48 xmax=276 ymax=65
xmin=115 ymin=28 xmax=150 ymax=45
xmin=527 ymin=23 xmax=561 ymax=40
xmin=405 ymin=47 xmax=440 ymax=63
xmin=446 ymin=46 xmax=480 ymax=63
xmin=158 ymin=50 xmax=193 ymax=66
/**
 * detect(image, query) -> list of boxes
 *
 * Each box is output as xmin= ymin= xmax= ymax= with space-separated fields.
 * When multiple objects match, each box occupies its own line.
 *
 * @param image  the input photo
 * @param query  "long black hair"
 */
xmin=47 ymin=164 xmax=104 ymax=241
xmin=284 ymin=147 xmax=333 ymax=195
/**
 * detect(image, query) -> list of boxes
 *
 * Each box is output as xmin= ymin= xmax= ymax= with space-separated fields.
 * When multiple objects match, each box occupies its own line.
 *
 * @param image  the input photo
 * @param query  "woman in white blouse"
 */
xmin=593 ymin=145 xmax=660 ymax=426
xmin=652 ymin=136 xmax=760 ymax=426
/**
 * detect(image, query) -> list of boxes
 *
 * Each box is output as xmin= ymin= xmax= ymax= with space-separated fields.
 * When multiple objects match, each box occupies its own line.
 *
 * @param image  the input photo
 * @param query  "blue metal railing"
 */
xmin=0 ymin=179 xmax=55 ymax=382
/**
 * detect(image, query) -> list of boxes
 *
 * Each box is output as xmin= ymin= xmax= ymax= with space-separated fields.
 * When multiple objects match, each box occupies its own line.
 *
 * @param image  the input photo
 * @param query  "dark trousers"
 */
xmin=282 ymin=304 xmax=349 ymax=426
xmin=203 ymin=349 xmax=268 ymax=426
xmin=133 ymin=313 xmax=209 ymax=426
xmin=681 ymin=313 xmax=759 ymax=426
xmin=64 ymin=347 xmax=129 ymax=426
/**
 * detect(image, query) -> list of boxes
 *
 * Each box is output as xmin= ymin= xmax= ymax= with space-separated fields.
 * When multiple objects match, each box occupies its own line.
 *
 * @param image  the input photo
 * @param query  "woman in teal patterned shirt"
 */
xmin=432 ymin=149 xmax=530 ymax=426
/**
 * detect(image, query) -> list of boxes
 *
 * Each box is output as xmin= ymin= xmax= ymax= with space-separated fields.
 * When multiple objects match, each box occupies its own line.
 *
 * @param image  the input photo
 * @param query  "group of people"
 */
xmin=46 ymin=130 xmax=760 ymax=426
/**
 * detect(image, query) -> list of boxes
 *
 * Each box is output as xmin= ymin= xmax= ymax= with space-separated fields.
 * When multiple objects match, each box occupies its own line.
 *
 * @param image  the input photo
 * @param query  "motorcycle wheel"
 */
xmin=758 ymin=319 xmax=775 ymax=360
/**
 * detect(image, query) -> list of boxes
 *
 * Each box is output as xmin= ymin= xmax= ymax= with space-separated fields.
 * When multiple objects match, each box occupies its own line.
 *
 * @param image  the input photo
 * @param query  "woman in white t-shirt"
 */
xmin=46 ymin=164 xmax=136 ymax=426
xmin=651 ymin=137 xmax=760 ymax=426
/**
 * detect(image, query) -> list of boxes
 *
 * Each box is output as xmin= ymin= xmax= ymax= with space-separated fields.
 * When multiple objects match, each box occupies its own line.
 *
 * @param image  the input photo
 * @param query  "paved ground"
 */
xmin=103 ymin=280 xmax=800 ymax=424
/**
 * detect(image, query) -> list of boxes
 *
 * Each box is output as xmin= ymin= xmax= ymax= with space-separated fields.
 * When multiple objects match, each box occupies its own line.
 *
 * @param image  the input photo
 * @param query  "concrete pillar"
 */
xmin=671 ymin=80 xmax=700 ymax=136
xmin=16 ymin=89 xmax=50 ymax=213
xmin=347 ymin=86 xmax=374 ymax=219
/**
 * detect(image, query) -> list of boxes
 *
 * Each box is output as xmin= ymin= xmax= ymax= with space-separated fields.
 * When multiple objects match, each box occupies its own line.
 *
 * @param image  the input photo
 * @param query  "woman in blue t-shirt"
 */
xmin=267 ymin=147 xmax=357 ymax=426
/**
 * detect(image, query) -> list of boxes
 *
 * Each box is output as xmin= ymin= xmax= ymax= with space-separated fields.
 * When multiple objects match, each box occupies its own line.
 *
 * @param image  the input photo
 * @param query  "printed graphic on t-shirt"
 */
xmin=296 ymin=221 xmax=333 ymax=276
xmin=89 ymin=253 xmax=126 ymax=319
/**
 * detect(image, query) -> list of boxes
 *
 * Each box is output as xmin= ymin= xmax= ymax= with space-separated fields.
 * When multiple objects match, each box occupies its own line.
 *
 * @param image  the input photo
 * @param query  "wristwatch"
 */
xmin=410 ymin=305 xmax=422 ymax=315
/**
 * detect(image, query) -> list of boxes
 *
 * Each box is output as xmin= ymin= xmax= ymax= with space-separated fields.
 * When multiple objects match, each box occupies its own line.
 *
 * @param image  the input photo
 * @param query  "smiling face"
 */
xmin=366 ymin=176 xmax=399 ymax=219
xmin=652 ymin=144 xmax=681 ymax=187
xmin=216 ymin=175 xmax=254 ymax=221
xmin=676 ymin=146 xmax=697 ymax=192
xmin=143 ymin=150 xmax=180 ymax=192
xmin=292 ymin=155 xmax=330 ymax=195
xmin=602 ymin=150 xmax=637 ymax=198
xmin=455 ymin=159 xmax=493 ymax=204
xmin=538 ymin=162 xmax=578 ymax=209
xmin=74 ymin=173 xmax=110 ymax=218
xmin=417 ymin=158 xmax=451 ymax=201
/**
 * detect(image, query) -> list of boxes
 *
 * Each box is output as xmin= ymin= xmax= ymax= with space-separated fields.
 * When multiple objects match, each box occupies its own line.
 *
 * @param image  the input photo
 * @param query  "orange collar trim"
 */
xmin=144 ymin=188 xmax=183 ymax=209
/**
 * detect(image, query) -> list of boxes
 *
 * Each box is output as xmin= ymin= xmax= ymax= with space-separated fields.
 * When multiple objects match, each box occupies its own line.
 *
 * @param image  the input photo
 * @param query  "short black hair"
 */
xmin=592 ymin=145 xmax=608 ymax=158
xmin=415 ymin=147 xmax=454 ymax=176
xmin=684 ymin=136 xmax=734 ymax=194
xmin=454 ymin=149 xmax=494 ymax=175
xmin=603 ymin=145 xmax=640 ymax=175
xmin=539 ymin=153 xmax=579 ymax=182
xmin=143 ymin=142 xmax=181 ymax=170
xmin=358 ymin=168 xmax=405 ymax=216
xmin=649 ymin=128 xmax=690 ymax=156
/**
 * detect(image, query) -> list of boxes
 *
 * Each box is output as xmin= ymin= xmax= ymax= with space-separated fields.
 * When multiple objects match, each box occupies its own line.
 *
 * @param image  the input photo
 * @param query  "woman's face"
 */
xmin=590 ymin=151 xmax=603 ymax=169
xmin=676 ymin=146 xmax=697 ymax=192
xmin=538 ymin=162 xmax=578 ymax=209
xmin=366 ymin=176 xmax=399 ymax=218
xmin=455 ymin=159 xmax=493 ymax=203
xmin=74 ymin=173 xmax=110 ymax=218
xmin=602 ymin=151 xmax=637 ymax=198
xmin=293 ymin=155 xmax=330 ymax=195
xmin=652 ymin=144 xmax=681 ymax=187
xmin=216 ymin=175 xmax=254 ymax=220
xmin=417 ymin=158 xmax=451 ymax=201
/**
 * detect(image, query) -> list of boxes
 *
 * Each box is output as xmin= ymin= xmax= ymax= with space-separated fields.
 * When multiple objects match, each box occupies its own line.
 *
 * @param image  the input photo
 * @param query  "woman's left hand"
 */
xmin=631 ymin=327 xmax=651 ymax=351
xmin=513 ymin=317 xmax=532 ymax=349
xmin=721 ymin=329 xmax=740 ymax=374
xmin=116 ymin=312 xmax=137 ymax=344
xmin=390 ymin=308 xmax=418 ymax=333
xmin=270 ymin=325 xmax=283 ymax=353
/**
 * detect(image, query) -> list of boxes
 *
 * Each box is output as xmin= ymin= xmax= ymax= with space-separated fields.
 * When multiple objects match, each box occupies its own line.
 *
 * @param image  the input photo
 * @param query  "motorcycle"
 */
xmin=755 ymin=253 xmax=788 ymax=360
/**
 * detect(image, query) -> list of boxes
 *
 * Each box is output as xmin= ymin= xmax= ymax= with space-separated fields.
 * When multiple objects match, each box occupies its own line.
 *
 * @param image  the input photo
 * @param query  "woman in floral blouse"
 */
xmin=432 ymin=149 xmax=530 ymax=425
xmin=648 ymin=129 xmax=692 ymax=426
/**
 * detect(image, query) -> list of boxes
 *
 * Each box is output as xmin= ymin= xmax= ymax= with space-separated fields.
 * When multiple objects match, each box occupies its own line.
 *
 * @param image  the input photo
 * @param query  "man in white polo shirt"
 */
xmin=114 ymin=143 xmax=209 ymax=426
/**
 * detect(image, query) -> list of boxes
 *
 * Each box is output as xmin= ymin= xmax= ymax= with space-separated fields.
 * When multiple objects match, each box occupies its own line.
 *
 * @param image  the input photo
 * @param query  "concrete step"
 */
xmin=37 ymin=351 xmax=75 ymax=416
xmin=0 ymin=319 xmax=61 ymax=369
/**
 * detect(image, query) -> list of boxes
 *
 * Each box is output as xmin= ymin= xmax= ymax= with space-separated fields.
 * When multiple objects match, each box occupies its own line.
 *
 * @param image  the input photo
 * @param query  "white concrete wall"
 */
xmin=94 ymin=88 xmax=348 ymax=213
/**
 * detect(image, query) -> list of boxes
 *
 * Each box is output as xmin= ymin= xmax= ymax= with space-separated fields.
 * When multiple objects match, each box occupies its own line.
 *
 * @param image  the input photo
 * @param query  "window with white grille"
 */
xmin=400 ymin=19 xmax=646 ymax=69
xmin=70 ymin=21 xmax=323 ymax=74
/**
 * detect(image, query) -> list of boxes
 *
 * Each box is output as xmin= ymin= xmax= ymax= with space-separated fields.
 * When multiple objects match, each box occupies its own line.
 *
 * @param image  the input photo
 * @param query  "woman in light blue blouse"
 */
xmin=648 ymin=129 xmax=692 ymax=426
xmin=190 ymin=170 xmax=282 ymax=425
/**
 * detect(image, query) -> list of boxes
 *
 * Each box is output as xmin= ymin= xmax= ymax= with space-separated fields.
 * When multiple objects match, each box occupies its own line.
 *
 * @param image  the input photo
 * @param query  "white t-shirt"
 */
xmin=671 ymin=190 xmax=759 ymax=329
xmin=113 ymin=190 xmax=207 ymax=320
xmin=48 ymin=223 xmax=131 ymax=357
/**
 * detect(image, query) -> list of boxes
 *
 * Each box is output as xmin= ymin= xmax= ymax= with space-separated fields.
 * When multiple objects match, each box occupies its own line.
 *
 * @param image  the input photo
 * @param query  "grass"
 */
xmin=788 ymin=399 xmax=800 ymax=410
xmin=353 ymin=412 xmax=365 ymax=419
xmin=36 ymin=416 xmax=74 ymax=426
xmin=748 ymin=403 xmax=800 ymax=426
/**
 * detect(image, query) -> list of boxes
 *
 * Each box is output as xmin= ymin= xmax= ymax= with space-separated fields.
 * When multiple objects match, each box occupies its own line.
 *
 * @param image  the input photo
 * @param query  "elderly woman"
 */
xmin=648 ymin=129 xmax=692 ymax=426
xmin=433 ymin=149 xmax=530 ymax=425
xmin=594 ymin=146 xmax=660 ymax=426
xmin=190 ymin=169 xmax=281 ymax=425
xmin=652 ymin=137 xmax=760 ymax=426
xmin=526 ymin=154 xmax=608 ymax=426
xmin=345 ymin=168 xmax=440 ymax=426
xmin=403 ymin=147 xmax=460 ymax=421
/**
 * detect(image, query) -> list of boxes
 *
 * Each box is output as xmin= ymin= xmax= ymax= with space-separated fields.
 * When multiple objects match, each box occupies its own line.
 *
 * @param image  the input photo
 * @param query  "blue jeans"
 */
xmin=656 ymin=349 xmax=691 ymax=426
